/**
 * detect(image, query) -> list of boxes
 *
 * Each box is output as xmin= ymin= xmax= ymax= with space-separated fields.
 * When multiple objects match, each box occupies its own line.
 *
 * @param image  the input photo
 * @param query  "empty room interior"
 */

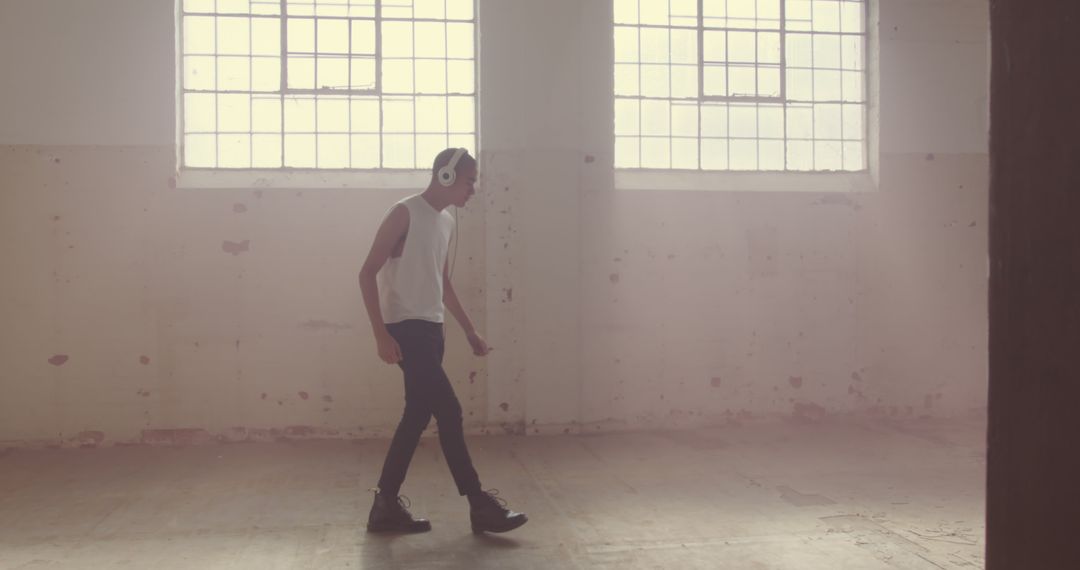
xmin=3 ymin=0 xmax=1073 ymax=568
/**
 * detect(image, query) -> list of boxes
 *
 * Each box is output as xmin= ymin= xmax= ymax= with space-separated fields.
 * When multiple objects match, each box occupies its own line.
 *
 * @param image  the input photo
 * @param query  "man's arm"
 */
xmin=443 ymin=257 xmax=491 ymax=356
xmin=359 ymin=205 xmax=409 ymax=364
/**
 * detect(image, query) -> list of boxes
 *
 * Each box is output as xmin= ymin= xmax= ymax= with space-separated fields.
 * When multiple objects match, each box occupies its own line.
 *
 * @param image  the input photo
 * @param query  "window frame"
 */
xmin=613 ymin=0 xmax=880 ymax=191
xmin=174 ymin=0 xmax=478 ymax=188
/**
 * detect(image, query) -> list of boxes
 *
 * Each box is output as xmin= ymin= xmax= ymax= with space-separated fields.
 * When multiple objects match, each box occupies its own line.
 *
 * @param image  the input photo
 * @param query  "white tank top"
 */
xmin=377 ymin=194 xmax=455 ymax=324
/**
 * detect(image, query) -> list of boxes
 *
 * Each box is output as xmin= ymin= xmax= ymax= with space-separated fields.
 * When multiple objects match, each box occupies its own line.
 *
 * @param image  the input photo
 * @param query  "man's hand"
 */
xmin=466 ymin=331 xmax=492 ymax=357
xmin=376 ymin=331 xmax=403 ymax=364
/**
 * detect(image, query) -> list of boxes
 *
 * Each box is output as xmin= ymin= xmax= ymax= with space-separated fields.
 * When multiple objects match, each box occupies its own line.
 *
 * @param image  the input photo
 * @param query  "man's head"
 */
xmin=430 ymin=147 xmax=477 ymax=207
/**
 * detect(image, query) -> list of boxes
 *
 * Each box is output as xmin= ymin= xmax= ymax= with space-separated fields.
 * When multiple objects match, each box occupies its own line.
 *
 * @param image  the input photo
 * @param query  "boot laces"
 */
xmin=480 ymin=489 xmax=508 ymax=509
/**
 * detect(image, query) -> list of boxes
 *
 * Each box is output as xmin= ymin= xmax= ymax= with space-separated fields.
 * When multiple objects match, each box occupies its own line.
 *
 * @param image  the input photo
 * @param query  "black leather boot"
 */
xmin=367 ymin=491 xmax=432 ymax=533
xmin=468 ymin=490 xmax=528 ymax=533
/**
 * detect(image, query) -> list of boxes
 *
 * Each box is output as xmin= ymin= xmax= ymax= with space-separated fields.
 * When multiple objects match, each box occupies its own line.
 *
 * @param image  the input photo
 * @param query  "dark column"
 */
xmin=988 ymin=1 xmax=1080 ymax=568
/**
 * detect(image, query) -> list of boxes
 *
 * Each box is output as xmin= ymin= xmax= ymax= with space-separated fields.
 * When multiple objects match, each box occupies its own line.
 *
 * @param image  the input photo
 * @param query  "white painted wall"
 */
xmin=0 ymin=0 xmax=988 ymax=446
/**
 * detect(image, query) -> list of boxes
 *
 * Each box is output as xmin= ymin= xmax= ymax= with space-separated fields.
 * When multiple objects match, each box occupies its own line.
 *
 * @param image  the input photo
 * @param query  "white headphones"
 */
xmin=437 ymin=148 xmax=468 ymax=187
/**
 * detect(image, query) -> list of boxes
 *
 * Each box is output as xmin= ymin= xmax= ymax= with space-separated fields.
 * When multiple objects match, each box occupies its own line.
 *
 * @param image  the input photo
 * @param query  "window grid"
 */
xmin=180 ymin=0 xmax=477 ymax=170
xmin=614 ymin=0 xmax=868 ymax=172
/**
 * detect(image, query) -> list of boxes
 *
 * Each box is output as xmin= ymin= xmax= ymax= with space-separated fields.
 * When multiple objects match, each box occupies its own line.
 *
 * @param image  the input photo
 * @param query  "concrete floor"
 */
xmin=0 ymin=419 xmax=985 ymax=569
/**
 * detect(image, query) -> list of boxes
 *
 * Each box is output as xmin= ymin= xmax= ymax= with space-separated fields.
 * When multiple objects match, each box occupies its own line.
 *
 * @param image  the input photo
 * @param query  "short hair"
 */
xmin=431 ymin=148 xmax=476 ymax=178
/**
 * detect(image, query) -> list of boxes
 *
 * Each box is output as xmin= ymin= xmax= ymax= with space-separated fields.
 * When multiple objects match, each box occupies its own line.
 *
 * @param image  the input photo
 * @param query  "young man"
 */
xmin=358 ymin=148 xmax=528 ymax=534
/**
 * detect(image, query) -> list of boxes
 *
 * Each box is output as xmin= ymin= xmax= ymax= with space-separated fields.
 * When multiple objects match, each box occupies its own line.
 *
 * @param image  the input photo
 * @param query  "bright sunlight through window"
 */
xmin=180 ymin=0 xmax=476 ymax=170
xmin=614 ymin=0 xmax=868 ymax=171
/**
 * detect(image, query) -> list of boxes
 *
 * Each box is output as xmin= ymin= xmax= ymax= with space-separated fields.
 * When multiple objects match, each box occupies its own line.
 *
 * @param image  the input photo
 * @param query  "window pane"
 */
xmin=288 ymin=18 xmax=314 ymax=53
xmin=287 ymin=56 xmax=315 ymax=89
xmin=317 ymin=97 xmax=349 ymax=133
xmin=351 ymin=20 xmax=376 ymax=55
xmin=447 ymin=23 xmax=474 ymax=59
xmin=383 ymin=134 xmax=416 ymax=168
xmin=615 ymin=27 xmax=639 ymax=63
xmin=382 ymin=59 xmax=414 ymax=93
xmin=843 ymin=141 xmax=864 ymax=170
xmin=318 ymin=19 xmax=348 ymax=54
xmin=614 ymin=0 xmax=638 ymax=25
xmin=642 ymin=137 xmax=671 ymax=168
xmin=815 ymin=140 xmax=842 ymax=170
xmin=729 ymin=105 xmax=757 ymax=138
xmin=812 ymin=0 xmax=842 ymax=33
xmin=318 ymin=134 xmax=349 ymax=168
xmin=701 ymin=104 xmax=728 ymax=138
xmin=414 ymin=0 xmax=445 ymax=20
xmin=185 ymin=93 xmax=216 ymax=133
xmin=351 ymin=98 xmax=380 ymax=133
xmin=184 ymin=16 xmax=216 ymax=54
xmin=351 ymin=57 xmax=376 ymax=90
xmin=672 ymin=103 xmax=698 ymax=137
xmin=252 ymin=134 xmax=282 ymax=167
xmin=317 ymin=57 xmax=349 ymax=89
xmin=814 ymin=35 xmax=841 ymax=69
xmin=729 ymin=66 xmax=756 ymax=97
xmin=786 ymin=140 xmax=812 ymax=170
xmin=415 ymin=59 xmax=448 ymax=94
xmin=382 ymin=98 xmax=415 ymax=133
xmin=787 ymin=33 xmax=812 ymax=68
xmin=814 ymin=103 xmax=843 ymax=140
xmin=758 ymin=33 xmax=781 ymax=64
xmin=219 ymin=134 xmax=251 ymax=168
xmin=730 ymin=139 xmax=757 ymax=170
xmin=251 ymin=20 xmax=278 ymax=57
xmin=218 ymin=94 xmax=251 ymax=132
xmin=703 ymin=65 xmax=727 ymax=97
xmin=671 ymin=65 xmax=697 ymax=99
xmin=671 ymin=29 xmax=696 ymax=64
xmin=284 ymin=96 xmax=316 ymax=132
xmin=614 ymin=64 xmax=640 ymax=97
xmin=447 ymin=97 xmax=475 ymax=133
xmin=415 ymin=22 xmax=447 ymax=58
xmin=615 ymin=136 xmax=640 ymax=168
xmin=252 ymin=57 xmax=281 ymax=91
xmin=615 ymin=99 xmax=640 ymax=136
xmin=701 ymin=138 xmax=728 ymax=170
xmin=759 ymin=105 xmax=784 ymax=138
xmin=219 ymin=56 xmax=251 ymax=90
xmin=185 ymin=56 xmax=216 ymax=91
xmin=417 ymin=134 xmax=449 ymax=168
xmin=641 ymin=99 xmax=671 ymax=136
xmin=672 ymin=137 xmax=698 ymax=169
xmin=641 ymin=65 xmax=670 ymax=98
xmin=252 ymin=96 xmax=281 ymax=132
xmin=185 ymin=134 xmax=217 ymax=167
xmin=351 ymin=134 xmax=380 ymax=168
xmin=382 ymin=22 xmax=413 ymax=57
xmin=447 ymin=0 xmax=474 ymax=20
xmin=416 ymin=96 xmax=448 ymax=133
xmin=640 ymin=28 xmax=670 ymax=64
xmin=447 ymin=60 xmax=475 ymax=94
xmin=814 ymin=70 xmax=842 ymax=101
xmin=284 ymin=134 xmax=316 ymax=167
xmin=787 ymin=104 xmax=813 ymax=139
xmin=703 ymin=31 xmax=727 ymax=62
xmin=728 ymin=32 xmax=755 ymax=63
xmin=759 ymin=140 xmax=784 ymax=170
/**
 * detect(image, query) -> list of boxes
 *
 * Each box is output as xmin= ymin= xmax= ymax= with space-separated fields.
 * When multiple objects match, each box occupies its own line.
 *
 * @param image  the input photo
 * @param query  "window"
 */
xmin=179 ymin=0 xmax=476 ymax=170
xmin=614 ymin=0 xmax=868 ymax=172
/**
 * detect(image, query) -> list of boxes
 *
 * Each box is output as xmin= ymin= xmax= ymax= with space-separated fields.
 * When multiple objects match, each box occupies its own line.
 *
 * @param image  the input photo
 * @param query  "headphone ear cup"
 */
xmin=438 ymin=167 xmax=455 ymax=187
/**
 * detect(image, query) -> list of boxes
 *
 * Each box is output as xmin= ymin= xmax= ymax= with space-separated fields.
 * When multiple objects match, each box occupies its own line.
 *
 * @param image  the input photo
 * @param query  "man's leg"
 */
xmin=369 ymin=321 xmax=437 ymax=533
xmin=425 ymin=325 xmax=528 ymax=533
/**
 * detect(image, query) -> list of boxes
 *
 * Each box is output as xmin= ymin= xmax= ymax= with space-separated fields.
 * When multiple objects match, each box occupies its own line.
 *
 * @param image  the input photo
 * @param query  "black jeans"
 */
xmin=376 ymin=319 xmax=483 ymax=497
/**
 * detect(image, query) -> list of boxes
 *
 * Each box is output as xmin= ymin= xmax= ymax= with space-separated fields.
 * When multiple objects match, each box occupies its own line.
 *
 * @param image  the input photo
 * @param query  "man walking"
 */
xmin=358 ymin=148 xmax=528 ymax=534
